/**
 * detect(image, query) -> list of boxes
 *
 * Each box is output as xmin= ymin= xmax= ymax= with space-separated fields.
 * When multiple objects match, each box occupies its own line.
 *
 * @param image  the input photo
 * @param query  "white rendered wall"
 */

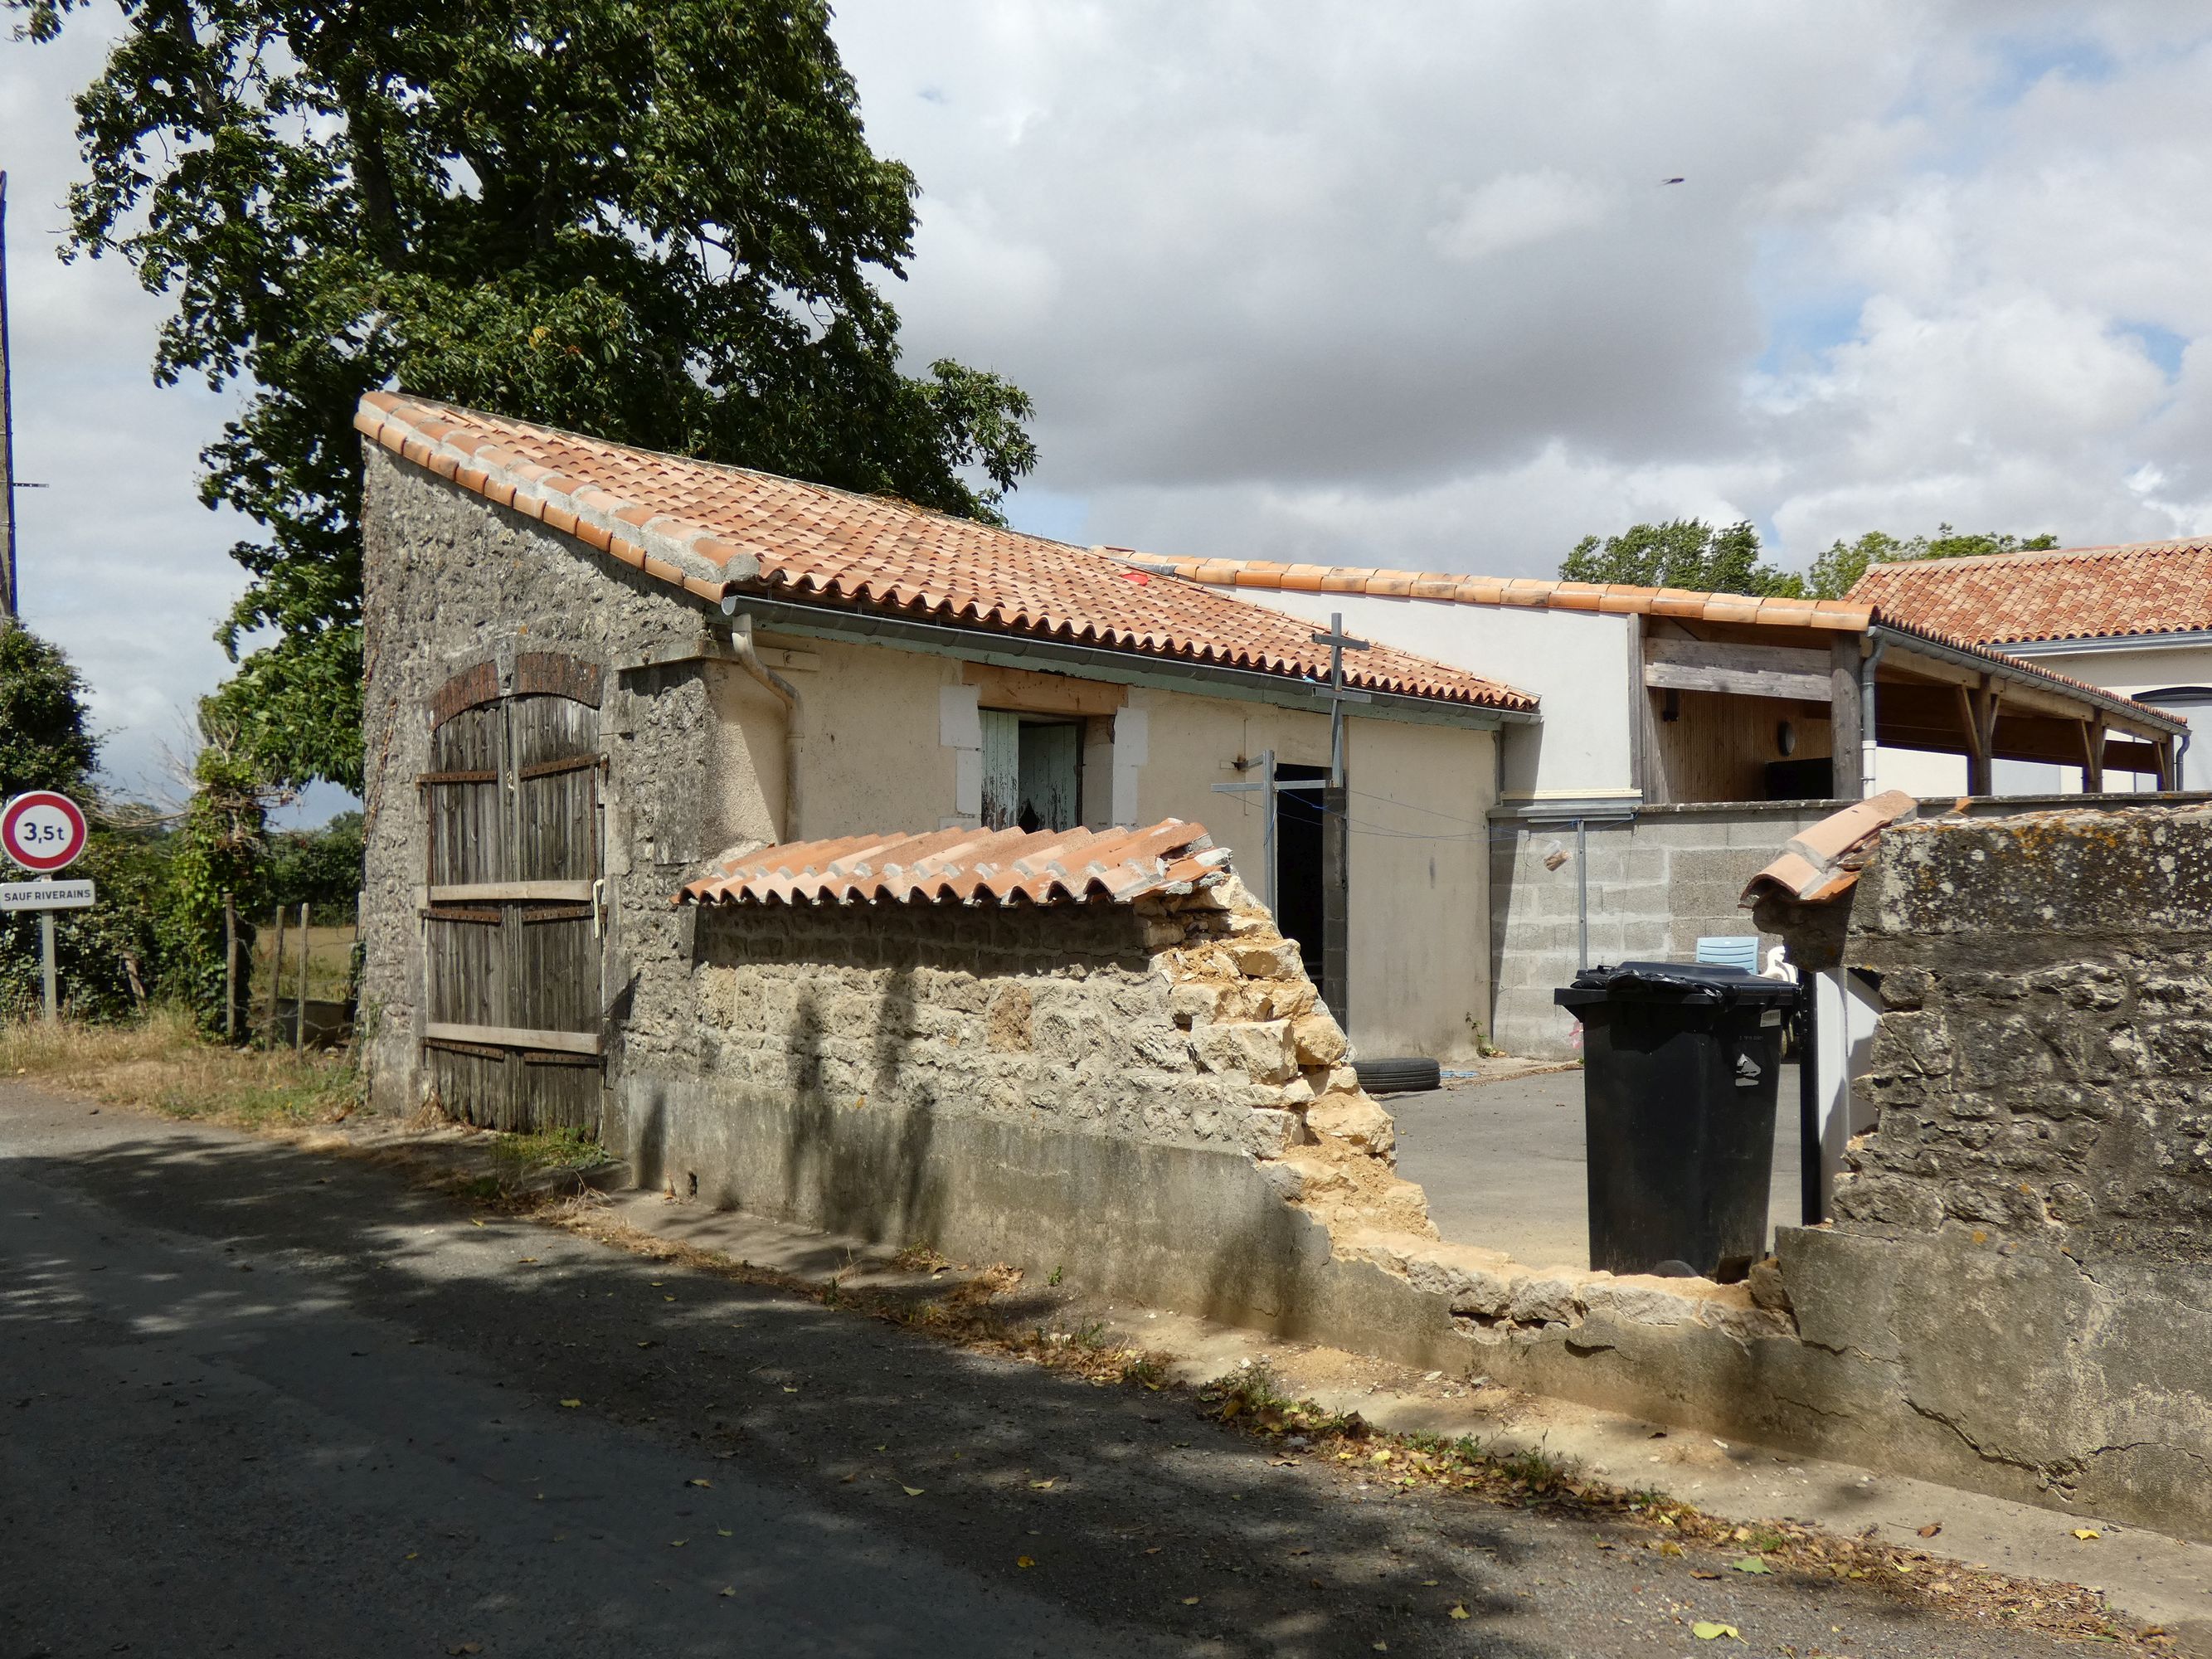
xmin=1208 ymin=586 xmax=1636 ymax=801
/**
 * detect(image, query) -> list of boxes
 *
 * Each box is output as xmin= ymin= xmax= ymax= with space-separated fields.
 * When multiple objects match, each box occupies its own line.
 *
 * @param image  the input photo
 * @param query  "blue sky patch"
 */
xmin=2117 ymin=321 xmax=2188 ymax=382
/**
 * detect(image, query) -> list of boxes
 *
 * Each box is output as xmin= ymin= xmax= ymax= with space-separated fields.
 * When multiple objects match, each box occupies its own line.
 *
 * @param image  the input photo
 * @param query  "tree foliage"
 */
xmin=0 ymin=623 xmax=97 ymax=797
xmin=17 ymin=0 xmax=1039 ymax=792
xmin=1562 ymin=519 xmax=2064 ymax=601
xmin=266 ymin=809 xmax=364 ymax=923
xmin=1559 ymin=519 xmax=1805 ymax=597
xmin=1805 ymin=526 xmax=2060 ymax=601
xmin=163 ymin=731 xmax=277 ymax=1035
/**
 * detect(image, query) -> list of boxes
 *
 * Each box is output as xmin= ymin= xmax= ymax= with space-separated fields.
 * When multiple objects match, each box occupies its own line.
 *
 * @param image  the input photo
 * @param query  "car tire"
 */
xmin=1350 ymin=1057 xmax=1442 ymax=1095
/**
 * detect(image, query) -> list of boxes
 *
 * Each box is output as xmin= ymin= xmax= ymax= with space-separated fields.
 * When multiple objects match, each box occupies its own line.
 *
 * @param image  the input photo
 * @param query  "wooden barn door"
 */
xmin=420 ymin=655 xmax=605 ymax=1132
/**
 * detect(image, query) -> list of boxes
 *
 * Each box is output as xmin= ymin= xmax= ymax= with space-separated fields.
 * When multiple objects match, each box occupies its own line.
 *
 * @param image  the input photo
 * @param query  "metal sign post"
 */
xmin=1 ymin=791 xmax=94 ymax=1021
xmin=40 ymin=881 xmax=54 ymax=1020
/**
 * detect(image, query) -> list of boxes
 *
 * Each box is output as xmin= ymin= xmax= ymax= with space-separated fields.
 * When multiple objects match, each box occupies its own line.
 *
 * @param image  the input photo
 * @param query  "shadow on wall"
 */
xmin=775 ymin=971 xmax=947 ymax=1248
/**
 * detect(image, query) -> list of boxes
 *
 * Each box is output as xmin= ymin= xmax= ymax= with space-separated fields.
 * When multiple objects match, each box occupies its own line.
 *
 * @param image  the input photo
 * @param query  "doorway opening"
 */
xmin=1272 ymin=761 xmax=1333 ymax=1013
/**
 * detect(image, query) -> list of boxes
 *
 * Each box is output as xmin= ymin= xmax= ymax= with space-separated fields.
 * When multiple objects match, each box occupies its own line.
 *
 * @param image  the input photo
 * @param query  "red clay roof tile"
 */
xmin=678 ymin=820 xmax=1233 ymax=907
xmin=1847 ymin=538 xmax=2212 ymax=644
xmin=357 ymin=396 xmax=1535 ymax=714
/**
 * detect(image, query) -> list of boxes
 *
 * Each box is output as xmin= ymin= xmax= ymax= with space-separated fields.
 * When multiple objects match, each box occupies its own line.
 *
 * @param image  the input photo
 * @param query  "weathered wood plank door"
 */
xmin=420 ymin=656 xmax=605 ymax=1132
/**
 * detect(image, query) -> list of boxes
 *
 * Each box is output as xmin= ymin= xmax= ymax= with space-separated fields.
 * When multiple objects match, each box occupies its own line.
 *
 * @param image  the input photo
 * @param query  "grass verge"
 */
xmin=0 ymin=1008 xmax=362 ymax=1131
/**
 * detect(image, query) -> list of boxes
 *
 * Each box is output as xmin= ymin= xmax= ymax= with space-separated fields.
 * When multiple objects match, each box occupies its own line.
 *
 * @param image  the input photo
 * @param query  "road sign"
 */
xmin=0 ymin=878 xmax=94 ymax=912
xmin=1 ymin=790 xmax=88 ymax=873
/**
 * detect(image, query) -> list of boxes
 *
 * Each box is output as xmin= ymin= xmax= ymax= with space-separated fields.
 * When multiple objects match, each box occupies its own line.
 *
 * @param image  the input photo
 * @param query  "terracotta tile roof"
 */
xmin=677 ymin=820 xmax=1232 ymax=907
xmin=1123 ymin=552 xmax=2183 ymax=729
xmin=356 ymin=394 xmax=1536 ymax=714
xmin=1738 ymin=791 xmax=1919 ymax=907
xmin=1845 ymin=537 xmax=2212 ymax=645
xmin=1116 ymin=552 xmax=1878 ymax=631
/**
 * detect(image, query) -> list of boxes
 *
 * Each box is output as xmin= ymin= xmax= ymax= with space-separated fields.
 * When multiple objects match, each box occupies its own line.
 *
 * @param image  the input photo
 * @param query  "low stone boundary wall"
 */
xmin=613 ymin=870 xmax=1456 ymax=1361
xmin=610 ymin=806 xmax=2212 ymax=1544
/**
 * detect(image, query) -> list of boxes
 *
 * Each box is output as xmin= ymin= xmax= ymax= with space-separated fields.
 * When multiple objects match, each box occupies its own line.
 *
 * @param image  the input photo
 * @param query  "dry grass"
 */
xmin=250 ymin=923 xmax=357 ymax=1000
xmin=0 ymin=1007 xmax=362 ymax=1130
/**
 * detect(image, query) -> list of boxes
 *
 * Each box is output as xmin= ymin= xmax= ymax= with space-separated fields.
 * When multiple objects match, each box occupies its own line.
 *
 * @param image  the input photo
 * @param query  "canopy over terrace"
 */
xmin=1117 ymin=557 xmax=2190 ymax=802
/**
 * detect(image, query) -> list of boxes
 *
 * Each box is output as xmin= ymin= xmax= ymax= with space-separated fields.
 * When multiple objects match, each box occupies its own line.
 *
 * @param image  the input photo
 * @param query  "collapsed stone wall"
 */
xmin=625 ymin=869 xmax=1437 ymax=1279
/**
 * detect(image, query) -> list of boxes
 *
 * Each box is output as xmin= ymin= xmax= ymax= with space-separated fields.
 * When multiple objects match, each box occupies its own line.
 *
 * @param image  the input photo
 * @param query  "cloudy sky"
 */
xmin=7 ymin=2 xmax=2212 ymax=804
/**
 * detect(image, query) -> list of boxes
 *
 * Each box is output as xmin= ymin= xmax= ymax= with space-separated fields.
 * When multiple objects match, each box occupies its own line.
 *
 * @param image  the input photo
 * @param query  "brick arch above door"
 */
xmin=427 ymin=650 xmax=604 ymax=732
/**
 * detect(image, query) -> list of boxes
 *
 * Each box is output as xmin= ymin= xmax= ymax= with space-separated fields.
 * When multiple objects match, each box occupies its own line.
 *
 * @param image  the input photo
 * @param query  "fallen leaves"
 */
xmin=1016 ymin=1555 xmax=1035 ymax=1569
xmin=1447 ymin=1604 xmax=1470 ymax=1621
xmin=1918 ymin=1522 xmax=1943 ymax=1538
xmin=1179 ymin=1597 xmax=1200 ymax=1606
xmin=1690 ymin=1622 xmax=1741 ymax=1641
xmin=686 ymin=1478 xmax=712 ymax=1489
xmin=1731 ymin=1554 xmax=1772 ymax=1574
xmin=718 ymin=1586 xmax=735 ymax=1598
xmin=2073 ymin=1528 xmax=2102 ymax=1541
xmin=558 ymin=1398 xmax=582 ymax=1408
xmin=902 ymin=1486 xmax=925 ymax=1497
xmin=1028 ymin=1479 xmax=1055 ymax=1490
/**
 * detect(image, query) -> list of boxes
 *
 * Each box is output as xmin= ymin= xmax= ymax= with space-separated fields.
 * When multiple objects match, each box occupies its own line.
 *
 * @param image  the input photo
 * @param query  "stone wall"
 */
xmin=620 ymin=870 xmax=1461 ymax=1355
xmin=1835 ymin=805 xmax=2212 ymax=1262
xmin=1490 ymin=802 xmax=1842 ymax=1056
xmin=357 ymin=443 xmax=725 ymax=1119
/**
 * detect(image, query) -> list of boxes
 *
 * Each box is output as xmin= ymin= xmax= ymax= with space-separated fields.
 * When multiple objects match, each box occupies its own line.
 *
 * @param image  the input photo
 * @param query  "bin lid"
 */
xmin=1553 ymin=960 xmax=1801 ymax=1009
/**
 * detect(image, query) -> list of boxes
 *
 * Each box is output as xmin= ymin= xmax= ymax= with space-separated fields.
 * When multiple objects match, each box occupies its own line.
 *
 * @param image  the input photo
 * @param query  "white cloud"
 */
xmin=12 ymin=1 xmax=2212 ymax=805
xmin=1430 ymin=170 xmax=1612 ymax=263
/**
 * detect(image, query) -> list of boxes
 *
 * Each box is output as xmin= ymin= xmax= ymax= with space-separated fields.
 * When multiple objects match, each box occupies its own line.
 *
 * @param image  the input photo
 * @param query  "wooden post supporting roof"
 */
xmin=1956 ymin=676 xmax=2000 ymax=795
xmin=2079 ymin=721 xmax=2106 ymax=794
xmin=1829 ymin=636 xmax=1864 ymax=800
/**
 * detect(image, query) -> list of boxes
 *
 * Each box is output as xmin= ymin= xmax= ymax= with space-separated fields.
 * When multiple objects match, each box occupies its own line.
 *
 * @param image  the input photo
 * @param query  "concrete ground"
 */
xmin=1391 ymin=1067 xmax=1804 ymax=1270
xmin=0 ymin=1082 xmax=2140 ymax=1659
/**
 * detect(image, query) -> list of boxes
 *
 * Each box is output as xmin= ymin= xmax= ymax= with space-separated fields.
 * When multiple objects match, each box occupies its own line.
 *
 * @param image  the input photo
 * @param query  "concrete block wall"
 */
xmin=1489 ymin=802 xmax=1842 ymax=1057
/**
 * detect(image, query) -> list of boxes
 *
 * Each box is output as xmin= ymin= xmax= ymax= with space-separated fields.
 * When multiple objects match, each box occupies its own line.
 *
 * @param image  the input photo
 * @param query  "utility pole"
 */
xmin=1 ymin=170 xmax=17 ymax=623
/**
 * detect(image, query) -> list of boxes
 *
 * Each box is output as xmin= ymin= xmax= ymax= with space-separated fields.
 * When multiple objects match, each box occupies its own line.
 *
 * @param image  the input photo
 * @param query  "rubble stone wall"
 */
xmin=618 ymin=873 xmax=1465 ymax=1362
xmin=1838 ymin=805 xmax=2212 ymax=1262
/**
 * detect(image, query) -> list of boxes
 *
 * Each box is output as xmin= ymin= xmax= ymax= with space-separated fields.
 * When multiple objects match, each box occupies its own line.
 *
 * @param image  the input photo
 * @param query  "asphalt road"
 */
xmin=0 ymin=1085 xmax=2088 ymax=1658
xmin=1392 ymin=1069 xmax=1805 ymax=1268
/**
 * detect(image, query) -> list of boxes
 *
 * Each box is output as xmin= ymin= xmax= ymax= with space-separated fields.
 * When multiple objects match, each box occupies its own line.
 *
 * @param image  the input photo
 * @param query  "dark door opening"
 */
xmin=1273 ymin=762 xmax=1334 ymax=1013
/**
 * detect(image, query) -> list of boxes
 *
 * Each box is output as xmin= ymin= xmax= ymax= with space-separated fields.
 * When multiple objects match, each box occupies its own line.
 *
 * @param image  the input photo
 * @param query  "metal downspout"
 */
xmin=1576 ymin=817 xmax=1589 ymax=971
xmin=719 ymin=604 xmax=803 ymax=839
xmin=1859 ymin=635 xmax=1889 ymax=799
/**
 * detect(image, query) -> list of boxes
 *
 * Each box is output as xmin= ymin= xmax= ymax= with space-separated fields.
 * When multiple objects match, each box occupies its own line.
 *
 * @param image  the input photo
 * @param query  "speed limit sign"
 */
xmin=2 ymin=791 xmax=90 ymax=873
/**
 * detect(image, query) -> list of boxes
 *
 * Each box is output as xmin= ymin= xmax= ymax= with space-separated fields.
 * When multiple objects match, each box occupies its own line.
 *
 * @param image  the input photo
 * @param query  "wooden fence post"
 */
xmin=295 ymin=902 xmax=311 ymax=1054
xmin=266 ymin=905 xmax=284 ymax=1045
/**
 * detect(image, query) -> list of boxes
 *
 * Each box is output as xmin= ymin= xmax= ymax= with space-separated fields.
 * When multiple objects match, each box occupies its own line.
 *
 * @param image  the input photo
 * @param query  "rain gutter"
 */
xmin=716 ymin=592 xmax=1534 ymax=733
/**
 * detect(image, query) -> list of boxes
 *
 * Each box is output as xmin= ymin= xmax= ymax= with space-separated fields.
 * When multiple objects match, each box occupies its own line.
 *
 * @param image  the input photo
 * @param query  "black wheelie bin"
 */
xmin=1553 ymin=961 xmax=1801 ymax=1282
